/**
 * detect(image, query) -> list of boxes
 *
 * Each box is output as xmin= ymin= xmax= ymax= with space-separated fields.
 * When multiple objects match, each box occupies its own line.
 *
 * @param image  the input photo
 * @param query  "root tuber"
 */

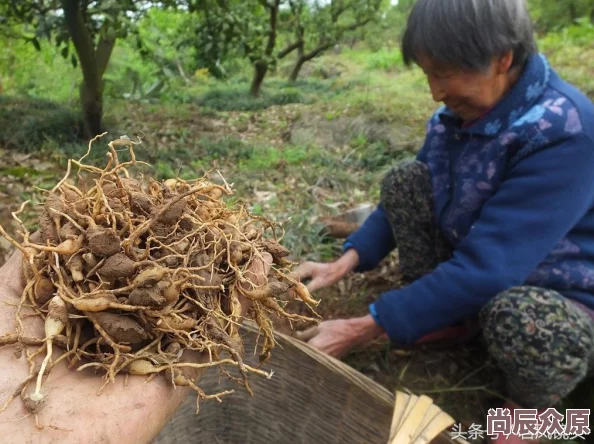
xmin=0 ymin=134 xmax=319 ymax=421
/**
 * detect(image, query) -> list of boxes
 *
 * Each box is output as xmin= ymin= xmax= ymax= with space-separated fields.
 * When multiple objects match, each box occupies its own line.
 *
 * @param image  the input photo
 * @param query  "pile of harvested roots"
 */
xmin=0 ymin=133 xmax=319 ymax=420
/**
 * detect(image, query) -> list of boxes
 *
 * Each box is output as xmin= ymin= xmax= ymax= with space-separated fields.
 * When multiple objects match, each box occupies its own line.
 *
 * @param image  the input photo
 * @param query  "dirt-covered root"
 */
xmin=0 ymin=133 xmax=320 ymax=420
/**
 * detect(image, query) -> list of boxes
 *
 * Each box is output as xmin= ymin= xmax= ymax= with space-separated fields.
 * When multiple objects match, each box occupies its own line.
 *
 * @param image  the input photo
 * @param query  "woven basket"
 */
xmin=153 ymin=322 xmax=461 ymax=444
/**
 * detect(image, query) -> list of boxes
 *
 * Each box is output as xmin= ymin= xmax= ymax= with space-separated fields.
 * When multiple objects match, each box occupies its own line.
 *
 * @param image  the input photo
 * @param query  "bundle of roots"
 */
xmin=0 ymin=134 xmax=320 ymax=422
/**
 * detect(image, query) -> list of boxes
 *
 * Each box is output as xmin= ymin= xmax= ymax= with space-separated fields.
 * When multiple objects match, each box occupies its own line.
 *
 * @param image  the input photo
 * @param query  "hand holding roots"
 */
xmin=0 ymin=134 xmax=320 ymax=421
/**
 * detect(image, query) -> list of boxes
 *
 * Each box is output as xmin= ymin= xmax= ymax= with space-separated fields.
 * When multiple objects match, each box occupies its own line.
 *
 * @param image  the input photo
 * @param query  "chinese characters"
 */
xmin=450 ymin=408 xmax=591 ymax=441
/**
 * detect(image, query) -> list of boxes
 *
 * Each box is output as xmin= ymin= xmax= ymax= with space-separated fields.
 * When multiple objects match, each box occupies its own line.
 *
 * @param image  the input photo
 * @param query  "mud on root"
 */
xmin=0 ymin=133 xmax=321 ymax=420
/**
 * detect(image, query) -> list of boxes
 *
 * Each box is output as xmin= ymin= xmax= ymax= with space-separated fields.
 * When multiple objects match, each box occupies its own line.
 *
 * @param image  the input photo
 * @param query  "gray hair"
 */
xmin=401 ymin=0 xmax=537 ymax=71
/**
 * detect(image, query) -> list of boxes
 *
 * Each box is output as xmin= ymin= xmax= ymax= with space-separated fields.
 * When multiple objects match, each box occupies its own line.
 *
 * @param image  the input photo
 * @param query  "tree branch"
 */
xmin=339 ymin=17 xmax=373 ymax=34
xmin=331 ymin=0 xmax=349 ymax=23
xmin=298 ymin=9 xmax=374 ymax=64
xmin=301 ymin=41 xmax=334 ymax=63
xmin=277 ymin=40 xmax=301 ymax=59
xmin=62 ymin=0 xmax=99 ymax=89
xmin=264 ymin=0 xmax=280 ymax=56
xmin=96 ymin=35 xmax=116 ymax=78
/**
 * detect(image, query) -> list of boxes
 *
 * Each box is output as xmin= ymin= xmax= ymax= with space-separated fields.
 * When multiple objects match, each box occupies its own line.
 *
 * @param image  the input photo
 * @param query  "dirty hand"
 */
xmin=0 ymin=251 xmax=200 ymax=444
xmin=295 ymin=315 xmax=384 ymax=359
xmin=294 ymin=249 xmax=360 ymax=292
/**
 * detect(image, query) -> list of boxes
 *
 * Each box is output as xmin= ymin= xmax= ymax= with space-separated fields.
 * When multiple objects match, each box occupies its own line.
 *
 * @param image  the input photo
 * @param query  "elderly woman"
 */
xmin=296 ymin=0 xmax=594 ymax=442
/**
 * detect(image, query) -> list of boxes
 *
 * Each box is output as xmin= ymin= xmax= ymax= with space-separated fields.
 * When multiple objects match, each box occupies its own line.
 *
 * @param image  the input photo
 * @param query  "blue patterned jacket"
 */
xmin=345 ymin=53 xmax=594 ymax=345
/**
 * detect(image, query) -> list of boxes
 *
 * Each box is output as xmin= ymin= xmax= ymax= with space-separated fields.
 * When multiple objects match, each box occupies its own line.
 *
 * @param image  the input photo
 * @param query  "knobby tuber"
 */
xmin=0 ymin=133 xmax=320 ymax=424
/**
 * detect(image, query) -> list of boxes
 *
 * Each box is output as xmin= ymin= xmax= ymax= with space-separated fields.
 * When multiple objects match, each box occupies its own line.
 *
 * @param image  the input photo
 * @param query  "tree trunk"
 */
xmin=80 ymin=80 xmax=103 ymax=138
xmin=248 ymin=0 xmax=279 ymax=97
xmin=250 ymin=62 xmax=268 ymax=97
xmin=569 ymin=1 xmax=577 ymax=22
xmin=289 ymin=57 xmax=306 ymax=82
xmin=62 ymin=0 xmax=115 ymax=138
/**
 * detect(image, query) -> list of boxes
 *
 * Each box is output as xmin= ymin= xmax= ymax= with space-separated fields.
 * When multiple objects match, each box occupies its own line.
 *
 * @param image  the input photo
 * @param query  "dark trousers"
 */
xmin=380 ymin=160 xmax=594 ymax=408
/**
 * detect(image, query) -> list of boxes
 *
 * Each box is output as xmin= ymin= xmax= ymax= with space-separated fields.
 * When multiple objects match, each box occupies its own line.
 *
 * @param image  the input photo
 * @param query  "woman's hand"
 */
xmin=0 ymin=250 xmax=201 ymax=443
xmin=293 ymin=248 xmax=360 ymax=292
xmin=293 ymin=249 xmax=386 ymax=358
xmin=292 ymin=261 xmax=342 ymax=292
xmin=239 ymin=252 xmax=273 ymax=314
xmin=0 ymin=249 xmax=273 ymax=443
xmin=295 ymin=315 xmax=384 ymax=359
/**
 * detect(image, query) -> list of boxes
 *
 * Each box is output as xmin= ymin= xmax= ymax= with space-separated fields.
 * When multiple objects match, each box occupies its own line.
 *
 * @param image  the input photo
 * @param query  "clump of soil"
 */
xmin=0 ymin=134 xmax=320 ymax=423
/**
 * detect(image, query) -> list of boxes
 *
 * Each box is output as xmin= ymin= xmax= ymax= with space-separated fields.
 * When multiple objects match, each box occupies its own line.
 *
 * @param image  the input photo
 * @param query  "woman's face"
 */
xmin=417 ymin=52 xmax=515 ymax=123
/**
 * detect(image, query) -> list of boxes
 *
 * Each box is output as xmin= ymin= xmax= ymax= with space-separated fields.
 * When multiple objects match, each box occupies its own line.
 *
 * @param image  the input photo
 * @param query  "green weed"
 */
xmin=193 ymin=78 xmax=356 ymax=112
xmin=197 ymin=84 xmax=307 ymax=112
xmin=0 ymin=96 xmax=84 ymax=152
xmin=364 ymin=48 xmax=404 ymax=72
xmin=347 ymin=136 xmax=413 ymax=171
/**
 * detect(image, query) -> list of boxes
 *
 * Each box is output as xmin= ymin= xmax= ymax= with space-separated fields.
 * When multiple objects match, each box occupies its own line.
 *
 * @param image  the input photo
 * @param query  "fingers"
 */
xmin=294 ymin=326 xmax=320 ymax=342
xmin=293 ymin=261 xmax=314 ymax=281
xmin=254 ymin=252 xmax=272 ymax=272
xmin=293 ymin=261 xmax=327 ymax=292
xmin=0 ymin=249 xmax=25 ymax=295
xmin=305 ymin=276 xmax=326 ymax=293
xmin=29 ymin=230 xmax=42 ymax=244
xmin=261 ymin=252 xmax=273 ymax=274
xmin=243 ymin=252 xmax=274 ymax=288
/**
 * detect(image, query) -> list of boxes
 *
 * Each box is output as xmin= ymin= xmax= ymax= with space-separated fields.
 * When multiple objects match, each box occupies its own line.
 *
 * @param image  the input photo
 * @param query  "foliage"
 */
xmin=1 ymin=0 xmax=176 ymax=136
xmin=127 ymin=1 xmax=255 ymax=82
xmin=0 ymin=96 xmax=83 ymax=152
xmin=347 ymin=136 xmax=411 ymax=171
xmin=186 ymin=0 xmax=263 ymax=79
xmin=1 ymin=0 xmax=594 ymax=431
xmin=538 ymin=20 xmax=594 ymax=99
xmin=343 ymin=0 xmax=414 ymax=50
xmin=0 ymin=30 xmax=80 ymax=101
xmin=363 ymin=48 xmax=404 ymax=72
xmin=194 ymin=78 xmax=353 ymax=111
xmin=538 ymin=17 xmax=594 ymax=48
xmin=172 ymin=0 xmax=287 ymax=96
xmin=528 ymin=0 xmax=594 ymax=32
xmin=133 ymin=8 xmax=198 ymax=85
xmin=2 ymin=1 xmax=140 ymax=62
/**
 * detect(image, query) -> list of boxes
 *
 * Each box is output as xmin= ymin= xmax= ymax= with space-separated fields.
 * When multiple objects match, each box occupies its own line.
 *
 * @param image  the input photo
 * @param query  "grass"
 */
xmin=0 ymin=96 xmax=83 ymax=152
xmin=2 ymin=31 xmax=593 ymax=261
xmin=195 ymin=77 xmax=360 ymax=112
xmin=197 ymin=83 xmax=307 ymax=111
xmin=341 ymin=47 xmax=405 ymax=73
xmin=1 ymin=30 xmax=593 ymax=258
xmin=540 ymin=23 xmax=594 ymax=100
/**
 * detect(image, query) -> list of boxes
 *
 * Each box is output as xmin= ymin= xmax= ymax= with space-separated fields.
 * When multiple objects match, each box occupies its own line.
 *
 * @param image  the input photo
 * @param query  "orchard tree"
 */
xmin=177 ymin=0 xmax=282 ymax=96
xmin=283 ymin=0 xmax=383 ymax=82
xmin=2 ymin=0 xmax=165 ymax=137
xmin=184 ymin=0 xmax=287 ymax=97
xmin=186 ymin=0 xmax=383 ymax=94
xmin=182 ymin=0 xmax=250 ymax=79
xmin=246 ymin=0 xmax=283 ymax=96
